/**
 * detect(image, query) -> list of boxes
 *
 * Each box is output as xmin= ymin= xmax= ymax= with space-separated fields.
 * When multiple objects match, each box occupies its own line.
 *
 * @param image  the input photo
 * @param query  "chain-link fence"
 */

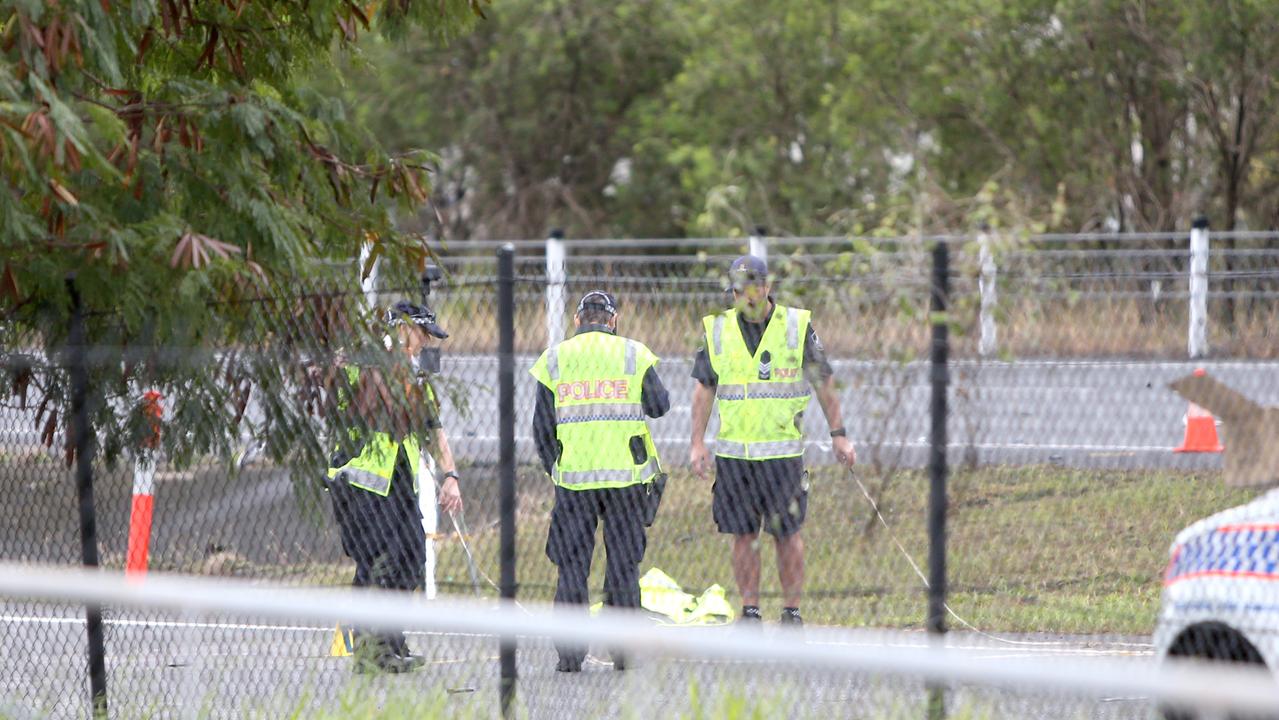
xmin=2 ymin=232 xmax=1278 ymax=718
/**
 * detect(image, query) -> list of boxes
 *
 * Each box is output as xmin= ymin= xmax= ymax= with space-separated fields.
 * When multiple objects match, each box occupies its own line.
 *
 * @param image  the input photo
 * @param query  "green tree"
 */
xmin=1 ymin=0 xmax=483 ymax=469
xmin=329 ymin=0 xmax=686 ymax=240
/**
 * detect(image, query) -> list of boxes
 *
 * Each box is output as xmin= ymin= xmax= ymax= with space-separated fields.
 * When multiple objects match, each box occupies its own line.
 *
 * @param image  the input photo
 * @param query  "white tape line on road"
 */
xmin=2 ymin=613 xmax=1151 ymax=657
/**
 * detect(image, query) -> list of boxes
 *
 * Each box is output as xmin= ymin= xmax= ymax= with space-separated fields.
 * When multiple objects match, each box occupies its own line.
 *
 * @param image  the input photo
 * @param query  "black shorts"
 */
xmin=712 ymin=455 xmax=807 ymax=538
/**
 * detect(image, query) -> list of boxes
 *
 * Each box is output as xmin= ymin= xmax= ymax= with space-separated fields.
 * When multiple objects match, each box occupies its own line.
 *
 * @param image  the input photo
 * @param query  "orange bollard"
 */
xmin=1174 ymin=369 xmax=1224 ymax=453
xmin=126 ymin=391 xmax=164 ymax=577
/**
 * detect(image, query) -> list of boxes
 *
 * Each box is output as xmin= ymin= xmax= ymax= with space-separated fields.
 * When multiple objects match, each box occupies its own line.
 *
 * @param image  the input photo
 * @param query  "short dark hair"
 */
xmin=577 ymin=306 xmax=614 ymax=325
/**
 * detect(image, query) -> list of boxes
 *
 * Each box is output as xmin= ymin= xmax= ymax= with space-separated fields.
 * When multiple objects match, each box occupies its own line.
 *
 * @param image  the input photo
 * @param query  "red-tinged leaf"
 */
xmin=24 ymin=17 xmax=45 ymax=49
xmin=350 ymin=1 xmax=370 ymax=29
xmin=44 ymin=20 xmax=60 ymax=73
xmin=227 ymin=40 xmax=246 ymax=77
xmin=104 ymin=87 xmax=133 ymax=98
xmin=41 ymin=410 xmax=57 ymax=448
xmin=127 ymin=134 xmax=139 ymax=173
xmin=135 ymin=28 xmax=153 ymax=64
xmin=49 ymin=179 xmax=79 ymax=206
xmin=59 ymin=17 xmax=74 ymax=66
xmin=153 ymin=115 xmax=166 ymax=153
xmin=100 ymin=0 xmax=111 ymax=13
xmin=196 ymin=28 xmax=219 ymax=70
xmin=65 ymin=140 xmax=81 ymax=172
xmin=0 ymin=263 xmax=20 ymax=305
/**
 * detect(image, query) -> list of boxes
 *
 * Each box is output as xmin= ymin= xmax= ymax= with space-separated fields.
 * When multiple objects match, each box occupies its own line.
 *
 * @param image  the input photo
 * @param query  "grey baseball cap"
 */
xmin=728 ymin=255 xmax=769 ymax=290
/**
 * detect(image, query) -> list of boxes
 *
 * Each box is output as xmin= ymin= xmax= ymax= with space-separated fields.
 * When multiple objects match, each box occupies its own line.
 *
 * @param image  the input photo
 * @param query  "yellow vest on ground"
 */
xmin=326 ymin=366 xmax=422 ymax=496
xmin=529 ymin=331 xmax=662 ymax=490
xmin=702 ymin=305 xmax=812 ymax=460
xmin=590 ymin=567 xmax=735 ymax=625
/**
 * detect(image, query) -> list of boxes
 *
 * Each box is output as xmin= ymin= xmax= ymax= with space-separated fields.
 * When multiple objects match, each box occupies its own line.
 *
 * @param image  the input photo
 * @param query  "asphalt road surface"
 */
xmin=1 ymin=602 xmax=1156 ymax=720
xmin=5 ymin=358 xmax=1275 ymax=472
xmin=437 ymin=357 xmax=1277 ymax=471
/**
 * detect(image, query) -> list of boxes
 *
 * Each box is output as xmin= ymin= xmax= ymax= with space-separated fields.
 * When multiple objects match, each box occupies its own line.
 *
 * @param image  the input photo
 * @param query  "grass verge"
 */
xmin=431 ymin=465 xmax=1254 ymax=635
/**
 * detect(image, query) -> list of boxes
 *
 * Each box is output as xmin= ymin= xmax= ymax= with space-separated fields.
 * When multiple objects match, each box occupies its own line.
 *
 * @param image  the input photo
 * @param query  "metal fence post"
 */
xmin=496 ymin=244 xmax=518 ymax=719
xmin=66 ymin=276 xmax=108 ymax=719
xmin=748 ymin=225 xmax=768 ymax=264
xmin=1188 ymin=217 xmax=1210 ymax=359
xmin=978 ymin=231 xmax=997 ymax=358
xmin=927 ymin=242 xmax=950 ymax=720
xmin=546 ymin=229 xmax=566 ymax=346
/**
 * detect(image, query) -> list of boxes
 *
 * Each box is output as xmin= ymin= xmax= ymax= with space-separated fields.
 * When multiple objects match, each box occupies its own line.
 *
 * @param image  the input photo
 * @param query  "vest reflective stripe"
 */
xmin=702 ymin=306 xmax=812 ymax=461
xmin=786 ymin=307 xmax=801 ymax=349
xmin=547 ymin=347 xmax=560 ymax=380
xmin=714 ymin=439 xmax=805 ymax=460
xmin=327 ymin=432 xmax=419 ymax=497
xmin=555 ymin=457 xmax=660 ymax=488
xmin=716 ymin=381 xmax=810 ymax=401
xmin=334 ymin=467 xmax=391 ymax=495
xmin=624 ymin=341 xmax=637 ymax=375
xmin=556 ymin=402 xmax=645 ymax=423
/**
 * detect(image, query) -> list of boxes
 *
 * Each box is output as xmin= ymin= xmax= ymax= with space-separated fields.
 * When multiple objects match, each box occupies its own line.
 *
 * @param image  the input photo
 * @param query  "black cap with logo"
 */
xmin=387 ymin=300 xmax=449 ymax=339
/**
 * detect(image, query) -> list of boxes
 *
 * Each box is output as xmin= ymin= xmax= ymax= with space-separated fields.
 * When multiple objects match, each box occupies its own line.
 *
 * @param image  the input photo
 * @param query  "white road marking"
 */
xmin=2 ymin=613 xmax=1150 ymax=657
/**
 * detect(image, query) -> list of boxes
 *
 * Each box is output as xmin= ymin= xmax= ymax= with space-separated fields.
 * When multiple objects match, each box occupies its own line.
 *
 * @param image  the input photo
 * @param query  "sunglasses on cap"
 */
xmin=577 ymin=290 xmax=618 ymax=316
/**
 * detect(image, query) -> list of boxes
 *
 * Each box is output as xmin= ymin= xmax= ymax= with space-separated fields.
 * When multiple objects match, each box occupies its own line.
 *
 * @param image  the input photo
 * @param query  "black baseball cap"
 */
xmin=387 ymin=300 xmax=448 ymax=339
xmin=576 ymin=290 xmax=618 ymax=316
xmin=728 ymin=255 xmax=769 ymax=290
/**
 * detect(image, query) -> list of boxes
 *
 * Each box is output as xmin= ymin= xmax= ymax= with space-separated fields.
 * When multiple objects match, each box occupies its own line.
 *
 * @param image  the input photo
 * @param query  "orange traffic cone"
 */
xmin=1174 ymin=369 xmax=1224 ymax=453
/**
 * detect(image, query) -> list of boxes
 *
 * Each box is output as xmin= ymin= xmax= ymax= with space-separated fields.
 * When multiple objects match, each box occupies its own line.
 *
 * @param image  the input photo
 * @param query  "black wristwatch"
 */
xmin=829 ymin=427 xmax=847 ymax=438
xmin=443 ymin=470 xmax=460 ymax=481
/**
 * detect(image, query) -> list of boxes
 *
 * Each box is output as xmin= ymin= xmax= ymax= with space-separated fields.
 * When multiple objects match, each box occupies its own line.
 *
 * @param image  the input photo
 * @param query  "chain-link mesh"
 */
xmin=2 ymin=232 xmax=1277 ymax=718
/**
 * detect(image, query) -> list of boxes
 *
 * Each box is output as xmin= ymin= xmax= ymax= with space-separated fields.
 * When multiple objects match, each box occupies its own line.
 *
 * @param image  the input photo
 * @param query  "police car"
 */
xmin=1154 ymin=487 xmax=1279 ymax=717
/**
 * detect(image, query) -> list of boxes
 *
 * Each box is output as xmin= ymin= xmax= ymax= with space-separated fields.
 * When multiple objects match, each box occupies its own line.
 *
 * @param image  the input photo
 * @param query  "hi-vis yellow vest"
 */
xmin=703 ymin=306 xmax=812 ymax=460
xmin=529 ymin=331 xmax=662 ymax=490
xmin=326 ymin=366 xmax=422 ymax=496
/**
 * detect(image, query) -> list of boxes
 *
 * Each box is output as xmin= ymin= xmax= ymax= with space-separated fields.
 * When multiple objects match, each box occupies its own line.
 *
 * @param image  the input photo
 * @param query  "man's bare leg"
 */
xmin=732 ymin=533 xmax=762 ymax=607
xmin=776 ymin=531 xmax=804 ymax=609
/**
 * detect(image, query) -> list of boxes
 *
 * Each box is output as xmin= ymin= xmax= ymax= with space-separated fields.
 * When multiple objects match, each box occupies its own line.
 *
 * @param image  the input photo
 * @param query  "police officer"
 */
xmin=530 ymin=291 xmax=671 ymax=672
xmin=689 ymin=255 xmax=855 ymax=627
xmin=326 ymin=300 xmax=462 ymax=673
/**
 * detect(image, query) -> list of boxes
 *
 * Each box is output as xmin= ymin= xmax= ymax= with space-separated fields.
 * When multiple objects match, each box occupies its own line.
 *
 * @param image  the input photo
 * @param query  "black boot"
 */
xmin=556 ymin=653 xmax=583 ymax=673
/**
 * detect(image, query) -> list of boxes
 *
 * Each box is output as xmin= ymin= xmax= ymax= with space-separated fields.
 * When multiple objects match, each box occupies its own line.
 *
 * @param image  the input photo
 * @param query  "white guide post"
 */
xmin=358 ymin=239 xmax=380 ymax=311
xmin=419 ymin=449 xmax=438 ymax=600
xmin=1188 ymin=218 xmax=1209 ymax=359
xmin=546 ymin=230 xmax=567 ymax=346
xmin=748 ymin=226 xmax=768 ymax=265
xmin=979 ymin=232 xmax=998 ymax=358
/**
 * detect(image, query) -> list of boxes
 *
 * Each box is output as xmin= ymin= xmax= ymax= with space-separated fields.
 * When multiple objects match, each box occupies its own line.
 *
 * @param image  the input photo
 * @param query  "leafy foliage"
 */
xmin=0 ymin=0 xmax=483 ymax=469
xmin=332 ymin=0 xmax=1279 ymax=239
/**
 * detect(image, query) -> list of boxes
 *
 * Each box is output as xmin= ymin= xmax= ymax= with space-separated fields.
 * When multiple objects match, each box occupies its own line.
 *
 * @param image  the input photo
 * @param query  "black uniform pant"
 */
xmin=546 ymin=483 xmax=648 ymax=662
xmin=327 ymin=470 xmax=425 ymax=658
